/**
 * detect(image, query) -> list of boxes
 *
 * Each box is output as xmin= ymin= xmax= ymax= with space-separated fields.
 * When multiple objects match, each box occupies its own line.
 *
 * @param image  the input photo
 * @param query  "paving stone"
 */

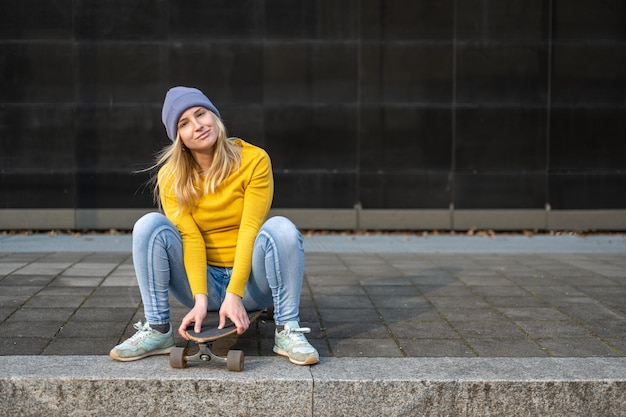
xmin=483 ymin=296 xmax=550 ymax=308
xmin=82 ymin=294 xmax=142 ymax=308
xmin=517 ymin=320 xmax=592 ymax=339
xmin=90 ymin=286 xmax=140 ymax=297
xmin=43 ymin=337 xmax=116 ymax=355
xmin=470 ymin=285 xmax=532 ymax=297
xmin=306 ymin=275 xmax=361 ymax=286
xmin=559 ymin=304 xmax=623 ymax=323
xmin=6 ymin=308 xmax=75 ymax=323
xmin=560 ymin=275 xmax=619 ymax=286
xmin=360 ymin=276 xmax=414 ymax=286
xmin=0 ymin=254 xmax=46 ymax=263
xmin=0 ymin=307 xmax=16 ymax=321
xmin=450 ymin=320 xmax=528 ymax=339
xmin=498 ymin=307 xmax=571 ymax=321
xmin=36 ymin=287 xmax=94 ymax=297
xmin=14 ymin=263 xmax=69 ymax=275
xmin=324 ymin=321 xmax=390 ymax=339
xmin=378 ymin=307 xmax=440 ymax=322
xmin=0 ymin=321 xmax=64 ymax=338
xmin=467 ymin=338 xmax=549 ymax=357
xmin=308 ymin=283 xmax=365 ymax=297
xmin=410 ymin=275 xmax=460 ymax=286
xmin=0 ymin=263 xmax=26 ymax=275
xmin=387 ymin=320 xmax=460 ymax=339
xmin=0 ymin=274 xmax=56 ymax=286
xmin=62 ymin=264 xmax=117 ymax=277
xmin=40 ymin=253 xmax=84 ymax=263
xmin=398 ymin=338 xmax=476 ymax=357
xmin=427 ymin=296 xmax=490 ymax=308
xmin=0 ymin=337 xmax=49 ymax=355
xmin=583 ymin=319 xmax=626 ymax=340
xmin=48 ymin=276 xmax=104 ymax=287
xmin=0 ymin=295 xmax=30 ymax=308
xmin=100 ymin=275 xmax=138 ymax=286
xmin=414 ymin=284 xmax=477 ymax=298
xmin=314 ymin=295 xmax=373 ymax=309
xmin=438 ymin=307 xmax=503 ymax=322
xmin=459 ymin=277 xmax=513 ymax=288
xmin=295 ymin=307 xmax=319 ymax=323
xmin=71 ymin=307 xmax=137 ymax=322
xmin=329 ymin=338 xmax=403 ymax=357
xmin=57 ymin=321 xmax=128 ymax=338
xmin=605 ymin=338 xmax=626 ymax=354
xmin=539 ymin=338 xmax=624 ymax=357
xmin=0 ymin=286 xmax=42 ymax=297
xmin=524 ymin=285 xmax=587 ymax=299
xmin=362 ymin=285 xmax=419 ymax=296
xmin=582 ymin=292 xmax=626 ymax=310
xmin=506 ymin=276 xmax=563 ymax=286
xmin=22 ymin=295 xmax=86 ymax=309
xmin=319 ymin=308 xmax=381 ymax=323
xmin=370 ymin=295 xmax=429 ymax=309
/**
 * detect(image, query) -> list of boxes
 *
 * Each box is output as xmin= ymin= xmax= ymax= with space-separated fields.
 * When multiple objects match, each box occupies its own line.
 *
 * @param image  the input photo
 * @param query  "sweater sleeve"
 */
xmin=226 ymin=149 xmax=274 ymax=297
xmin=158 ymin=169 xmax=208 ymax=297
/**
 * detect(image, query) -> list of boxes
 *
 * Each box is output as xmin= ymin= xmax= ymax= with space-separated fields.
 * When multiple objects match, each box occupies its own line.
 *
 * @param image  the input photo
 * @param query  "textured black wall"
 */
xmin=1 ymin=0 xmax=625 ymax=212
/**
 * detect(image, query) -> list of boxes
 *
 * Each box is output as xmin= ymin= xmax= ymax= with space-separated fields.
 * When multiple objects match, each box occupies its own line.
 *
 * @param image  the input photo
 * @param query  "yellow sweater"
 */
xmin=158 ymin=139 xmax=273 ymax=298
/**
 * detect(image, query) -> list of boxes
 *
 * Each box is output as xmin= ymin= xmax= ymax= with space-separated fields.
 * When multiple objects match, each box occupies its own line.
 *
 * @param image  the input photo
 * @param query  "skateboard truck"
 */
xmin=170 ymin=341 xmax=244 ymax=371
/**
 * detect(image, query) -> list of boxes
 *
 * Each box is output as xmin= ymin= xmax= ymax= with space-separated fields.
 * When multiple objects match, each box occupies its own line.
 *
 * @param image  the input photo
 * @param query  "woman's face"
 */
xmin=176 ymin=106 xmax=219 ymax=154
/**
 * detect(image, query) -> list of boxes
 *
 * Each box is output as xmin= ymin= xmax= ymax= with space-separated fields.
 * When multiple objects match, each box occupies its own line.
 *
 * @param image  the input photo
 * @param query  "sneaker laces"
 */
xmin=126 ymin=321 xmax=152 ymax=342
xmin=284 ymin=325 xmax=311 ymax=343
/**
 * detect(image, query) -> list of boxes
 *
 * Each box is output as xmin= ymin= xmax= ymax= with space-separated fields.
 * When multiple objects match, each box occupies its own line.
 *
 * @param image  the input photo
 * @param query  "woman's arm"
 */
xmin=158 ymin=171 xmax=210 ymax=338
xmin=219 ymin=147 xmax=274 ymax=333
xmin=227 ymin=148 xmax=274 ymax=297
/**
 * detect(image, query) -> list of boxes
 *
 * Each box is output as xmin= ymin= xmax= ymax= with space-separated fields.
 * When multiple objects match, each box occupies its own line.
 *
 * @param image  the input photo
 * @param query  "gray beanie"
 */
xmin=161 ymin=86 xmax=221 ymax=141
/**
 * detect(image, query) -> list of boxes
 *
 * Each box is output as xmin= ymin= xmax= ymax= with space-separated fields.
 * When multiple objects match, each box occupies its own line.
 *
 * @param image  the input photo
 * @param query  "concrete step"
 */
xmin=1 ymin=356 xmax=625 ymax=416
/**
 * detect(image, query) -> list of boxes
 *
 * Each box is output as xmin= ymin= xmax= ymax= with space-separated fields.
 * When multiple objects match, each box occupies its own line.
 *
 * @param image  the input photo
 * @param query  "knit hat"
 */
xmin=161 ymin=86 xmax=221 ymax=141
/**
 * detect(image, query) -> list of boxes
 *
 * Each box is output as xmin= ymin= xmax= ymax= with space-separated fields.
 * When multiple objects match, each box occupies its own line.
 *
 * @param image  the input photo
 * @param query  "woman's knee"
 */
xmin=261 ymin=216 xmax=302 ymax=249
xmin=133 ymin=212 xmax=169 ymax=236
xmin=263 ymin=216 xmax=299 ymax=236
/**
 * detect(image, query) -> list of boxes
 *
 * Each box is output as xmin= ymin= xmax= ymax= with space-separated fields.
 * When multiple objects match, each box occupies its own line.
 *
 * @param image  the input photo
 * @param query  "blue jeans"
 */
xmin=132 ymin=212 xmax=304 ymax=326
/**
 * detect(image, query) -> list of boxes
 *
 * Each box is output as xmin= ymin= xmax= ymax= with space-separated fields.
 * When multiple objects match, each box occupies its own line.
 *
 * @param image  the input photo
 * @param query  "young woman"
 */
xmin=110 ymin=86 xmax=318 ymax=366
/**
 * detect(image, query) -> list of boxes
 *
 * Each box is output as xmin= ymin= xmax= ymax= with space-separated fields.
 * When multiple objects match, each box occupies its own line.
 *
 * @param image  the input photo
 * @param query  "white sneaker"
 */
xmin=273 ymin=321 xmax=319 ymax=365
xmin=110 ymin=321 xmax=175 ymax=362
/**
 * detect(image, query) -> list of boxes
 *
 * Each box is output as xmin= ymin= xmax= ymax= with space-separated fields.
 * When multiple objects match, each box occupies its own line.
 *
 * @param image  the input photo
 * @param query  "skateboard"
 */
xmin=169 ymin=309 xmax=270 ymax=371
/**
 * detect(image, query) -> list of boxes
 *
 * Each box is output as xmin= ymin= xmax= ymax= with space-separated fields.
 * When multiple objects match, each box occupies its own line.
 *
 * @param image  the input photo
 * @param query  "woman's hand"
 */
xmin=219 ymin=292 xmax=249 ymax=335
xmin=178 ymin=294 xmax=209 ymax=340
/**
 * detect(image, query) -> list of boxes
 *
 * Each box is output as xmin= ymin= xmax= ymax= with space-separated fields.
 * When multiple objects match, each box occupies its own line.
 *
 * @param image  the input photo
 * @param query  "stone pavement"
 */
xmin=1 ymin=232 xmax=625 ymax=359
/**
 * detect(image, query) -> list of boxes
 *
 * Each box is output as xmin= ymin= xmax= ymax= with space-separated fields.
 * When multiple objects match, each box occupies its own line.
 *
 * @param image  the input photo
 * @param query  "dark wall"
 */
xmin=1 ymin=0 xmax=625 ymax=211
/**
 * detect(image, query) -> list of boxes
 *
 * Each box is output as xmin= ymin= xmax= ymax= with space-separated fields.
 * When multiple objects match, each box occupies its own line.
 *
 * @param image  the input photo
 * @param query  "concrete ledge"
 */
xmin=2 ymin=208 xmax=626 ymax=231
xmin=548 ymin=209 xmax=626 ymax=231
xmin=0 ymin=209 xmax=76 ymax=230
xmin=75 ymin=209 xmax=153 ymax=230
xmin=269 ymin=208 xmax=357 ymax=230
xmin=1 ymin=357 xmax=624 ymax=416
xmin=453 ymin=209 xmax=547 ymax=231
xmin=359 ymin=208 xmax=451 ymax=230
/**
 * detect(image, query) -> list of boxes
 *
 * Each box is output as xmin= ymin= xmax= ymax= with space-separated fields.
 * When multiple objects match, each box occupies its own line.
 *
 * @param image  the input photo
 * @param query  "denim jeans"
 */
xmin=132 ymin=212 xmax=304 ymax=326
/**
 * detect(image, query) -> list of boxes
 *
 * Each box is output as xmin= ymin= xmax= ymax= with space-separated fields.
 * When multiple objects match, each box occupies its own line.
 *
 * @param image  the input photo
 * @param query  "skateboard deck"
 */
xmin=169 ymin=309 xmax=270 ymax=371
xmin=186 ymin=309 xmax=264 ymax=343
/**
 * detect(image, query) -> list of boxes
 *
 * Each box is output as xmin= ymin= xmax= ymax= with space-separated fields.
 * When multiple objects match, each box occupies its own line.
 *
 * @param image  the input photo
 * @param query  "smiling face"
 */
xmin=177 ymin=106 xmax=219 ymax=156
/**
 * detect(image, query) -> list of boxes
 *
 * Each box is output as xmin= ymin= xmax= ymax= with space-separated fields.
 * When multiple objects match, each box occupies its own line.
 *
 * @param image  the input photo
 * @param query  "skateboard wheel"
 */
xmin=226 ymin=350 xmax=244 ymax=372
xmin=170 ymin=347 xmax=187 ymax=369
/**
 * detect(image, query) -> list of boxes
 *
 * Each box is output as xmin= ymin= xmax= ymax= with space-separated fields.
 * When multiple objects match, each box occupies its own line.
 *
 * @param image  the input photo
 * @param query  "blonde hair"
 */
xmin=151 ymin=113 xmax=241 ymax=214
